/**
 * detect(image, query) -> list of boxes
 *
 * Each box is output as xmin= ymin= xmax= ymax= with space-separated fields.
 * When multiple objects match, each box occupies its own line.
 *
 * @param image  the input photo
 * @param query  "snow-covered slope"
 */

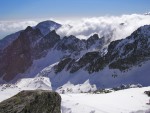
xmin=56 ymin=80 xmax=97 ymax=94
xmin=0 ymin=84 xmax=149 ymax=113
xmin=0 ymin=31 xmax=21 ymax=50
xmin=16 ymin=76 xmax=52 ymax=90
xmin=61 ymin=87 xmax=150 ymax=113
xmin=0 ymin=76 xmax=51 ymax=103
xmin=36 ymin=59 xmax=150 ymax=90
xmin=0 ymin=76 xmax=51 ymax=91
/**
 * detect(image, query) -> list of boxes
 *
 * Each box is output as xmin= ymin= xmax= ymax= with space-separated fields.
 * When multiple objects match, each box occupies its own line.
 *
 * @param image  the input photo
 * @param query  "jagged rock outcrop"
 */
xmin=108 ymin=25 xmax=150 ymax=71
xmin=0 ymin=90 xmax=61 ymax=113
xmin=86 ymin=34 xmax=99 ymax=48
xmin=69 ymin=51 xmax=100 ymax=73
xmin=53 ymin=34 xmax=109 ymax=73
xmin=54 ymin=58 xmax=72 ymax=74
xmin=55 ymin=35 xmax=86 ymax=56
xmin=86 ymin=25 xmax=150 ymax=73
xmin=32 ymin=30 xmax=60 ymax=58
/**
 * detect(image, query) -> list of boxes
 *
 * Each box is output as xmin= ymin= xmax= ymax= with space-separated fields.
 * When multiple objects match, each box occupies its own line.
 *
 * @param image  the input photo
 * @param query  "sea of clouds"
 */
xmin=57 ymin=14 xmax=150 ymax=41
xmin=0 ymin=21 xmax=38 ymax=39
xmin=0 ymin=14 xmax=150 ymax=41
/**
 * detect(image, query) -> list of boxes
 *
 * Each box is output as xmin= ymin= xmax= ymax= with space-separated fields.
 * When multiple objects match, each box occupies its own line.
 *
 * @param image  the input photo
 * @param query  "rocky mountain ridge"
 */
xmin=0 ymin=20 xmax=110 ymax=82
xmin=36 ymin=25 xmax=150 ymax=89
xmin=0 ymin=20 xmax=150 ymax=90
xmin=53 ymin=25 xmax=150 ymax=74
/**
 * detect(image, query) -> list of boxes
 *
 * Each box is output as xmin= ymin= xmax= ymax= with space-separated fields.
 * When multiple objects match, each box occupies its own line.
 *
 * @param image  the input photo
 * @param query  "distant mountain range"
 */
xmin=0 ymin=20 xmax=150 ymax=90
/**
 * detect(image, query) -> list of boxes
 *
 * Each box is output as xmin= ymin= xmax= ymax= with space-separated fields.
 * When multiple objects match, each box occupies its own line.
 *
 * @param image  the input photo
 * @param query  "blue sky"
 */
xmin=0 ymin=0 xmax=150 ymax=20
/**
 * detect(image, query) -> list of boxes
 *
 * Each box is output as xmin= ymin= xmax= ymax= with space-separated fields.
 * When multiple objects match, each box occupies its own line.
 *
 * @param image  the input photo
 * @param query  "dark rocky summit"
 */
xmin=0 ymin=90 xmax=61 ymax=113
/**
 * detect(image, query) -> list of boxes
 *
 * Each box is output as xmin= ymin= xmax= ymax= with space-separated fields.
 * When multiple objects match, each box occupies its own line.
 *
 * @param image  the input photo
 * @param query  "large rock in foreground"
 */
xmin=0 ymin=90 xmax=61 ymax=113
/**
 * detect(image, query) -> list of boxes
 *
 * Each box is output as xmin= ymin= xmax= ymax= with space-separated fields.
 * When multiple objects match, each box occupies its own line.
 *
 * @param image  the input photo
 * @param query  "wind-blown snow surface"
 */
xmin=61 ymin=87 xmax=150 ymax=113
xmin=0 ymin=84 xmax=150 ymax=113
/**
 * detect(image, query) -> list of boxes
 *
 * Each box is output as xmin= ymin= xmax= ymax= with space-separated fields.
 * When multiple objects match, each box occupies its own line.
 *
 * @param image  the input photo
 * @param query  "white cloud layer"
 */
xmin=0 ymin=21 xmax=38 ymax=39
xmin=57 ymin=14 xmax=150 ymax=41
xmin=0 ymin=14 xmax=150 ymax=41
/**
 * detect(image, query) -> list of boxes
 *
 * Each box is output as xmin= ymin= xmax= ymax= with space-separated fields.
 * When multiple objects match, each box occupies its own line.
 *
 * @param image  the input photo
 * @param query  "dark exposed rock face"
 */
xmin=108 ymin=25 xmax=150 ymax=71
xmin=32 ymin=30 xmax=60 ymax=59
xmin=0 ymin=26 xmax=38 ymax=82
xmin=69 ymin=51 xmax=100 ymax=73
xmin=55 ymin=35 xmax=86 ymax=53
xmin=52 ymin=34 xmax=111 ymax=74
xmin=55 ymin=34 xmax=110 ymax=57
xmin=53 ymin=51 xmax=100 ymax=74
xmin=0 ymin=20 xmax=62 ymax=82
xmin=86 ymin=25 xmax=150 ymax=73
xmin=54 ymin=58 xmax=72 ymax=74
xmin=0 ymin=20 xmax=63 ymax=81
xmin=0 ymin=27 xmax=60 ymax=82
xmin=86 ymin=34 xmax=99 ymax=48
xmin=0 ymin=90 xmax=61 ymax=113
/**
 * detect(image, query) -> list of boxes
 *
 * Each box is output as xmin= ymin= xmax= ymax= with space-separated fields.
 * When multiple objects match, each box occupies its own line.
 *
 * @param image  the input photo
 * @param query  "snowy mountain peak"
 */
xmin=0 ymin=20 xmax=61 ymax=51
xmin=25 ymin=26 xmax=33 ymax=32
xmin=35 ymin=20 xmax=61 ymax=35
xmin=88 ymin=34 xmax=99 ymax=41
